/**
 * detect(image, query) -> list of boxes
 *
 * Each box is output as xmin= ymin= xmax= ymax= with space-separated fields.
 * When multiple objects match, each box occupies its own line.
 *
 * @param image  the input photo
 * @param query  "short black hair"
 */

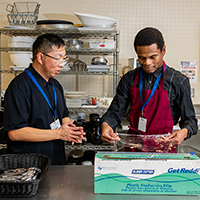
xmin=32 ymin=33 xmax=65 ymax=60
xmin=134 ymin=27 xmax=165 ymax=53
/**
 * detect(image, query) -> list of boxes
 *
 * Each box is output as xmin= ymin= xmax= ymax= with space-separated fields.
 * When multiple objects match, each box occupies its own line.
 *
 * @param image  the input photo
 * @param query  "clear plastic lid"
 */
xmin=113 ymin=133 xmax=177 ymax=153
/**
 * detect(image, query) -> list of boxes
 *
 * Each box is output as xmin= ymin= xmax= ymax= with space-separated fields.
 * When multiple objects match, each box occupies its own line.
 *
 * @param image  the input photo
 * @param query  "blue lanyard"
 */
xmin=25 ymin=70 xmax=57 ymax=118
xmin=139 ymin=65 xmax=167 ymax=115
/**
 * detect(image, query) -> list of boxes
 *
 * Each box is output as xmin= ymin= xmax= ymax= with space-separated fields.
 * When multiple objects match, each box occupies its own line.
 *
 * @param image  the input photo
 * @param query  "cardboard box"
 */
xmin=94 ymin=152 xmax=200 ymax=195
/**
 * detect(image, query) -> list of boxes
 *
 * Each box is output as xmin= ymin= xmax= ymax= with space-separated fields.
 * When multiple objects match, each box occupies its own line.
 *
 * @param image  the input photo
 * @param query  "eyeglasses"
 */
xmin=42 ymin=53 xmax=69 ymax=66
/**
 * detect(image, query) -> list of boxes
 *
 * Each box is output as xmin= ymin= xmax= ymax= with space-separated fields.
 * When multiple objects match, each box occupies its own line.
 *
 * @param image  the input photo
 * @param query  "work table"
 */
xmin=2 ymin=165 xmax=200 ymax=200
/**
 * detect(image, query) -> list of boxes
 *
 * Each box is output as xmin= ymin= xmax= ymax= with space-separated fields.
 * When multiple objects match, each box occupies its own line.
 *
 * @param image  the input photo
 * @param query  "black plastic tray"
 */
xmin=0 ymin=154 xmax=51 ymax=198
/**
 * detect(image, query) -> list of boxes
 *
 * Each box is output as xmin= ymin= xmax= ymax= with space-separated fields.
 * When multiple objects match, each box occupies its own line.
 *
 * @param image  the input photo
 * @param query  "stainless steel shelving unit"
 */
xmin=65 ymin=142 xmax=114 ymax=151
xmin=68 ymin=107 xmax=108 ymax=114
xmin=0 ymin=142 xmax=114 ymax=151
xmin=0 ymin=47 xmax=116 ymax=54
xmin=0 ymin=28 xmax=118 ymax=38
xmin=0 ymin=28 xmax=120 ymax=151
xmin=0 ymin=28 xmax=120 ymax=96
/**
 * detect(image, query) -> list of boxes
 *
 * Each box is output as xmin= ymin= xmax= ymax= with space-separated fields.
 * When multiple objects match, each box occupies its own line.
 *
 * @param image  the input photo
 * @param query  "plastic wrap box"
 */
xmin=94 ymin=152 xmax=200 ymax=195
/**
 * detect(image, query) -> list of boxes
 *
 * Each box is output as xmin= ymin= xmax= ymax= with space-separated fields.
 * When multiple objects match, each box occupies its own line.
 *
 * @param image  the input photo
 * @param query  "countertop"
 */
xmin=3 ymin=165 xmax=200 ymax=200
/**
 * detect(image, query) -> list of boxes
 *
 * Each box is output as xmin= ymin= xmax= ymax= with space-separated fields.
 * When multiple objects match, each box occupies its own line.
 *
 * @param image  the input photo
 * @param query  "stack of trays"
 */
xmin=87 ymin=65 xmax=110 ymax=72
xmin=81 ymin=95 xmax=90 ymax=105
xmin=65 ymin=91 xmax=87 ymax=108
xmin=66 ymin=98 xmax=82 ymax=108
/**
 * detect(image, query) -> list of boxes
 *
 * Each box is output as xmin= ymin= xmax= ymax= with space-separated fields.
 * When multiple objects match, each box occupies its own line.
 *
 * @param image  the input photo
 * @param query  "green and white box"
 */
xmin=94 ymin=152 xmax=200 ymax=195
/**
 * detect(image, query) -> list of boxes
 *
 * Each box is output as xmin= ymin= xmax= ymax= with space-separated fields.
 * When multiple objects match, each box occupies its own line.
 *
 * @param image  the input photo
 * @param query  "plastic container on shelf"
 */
xmin=89 ymin=41 xmax=115 ymax=49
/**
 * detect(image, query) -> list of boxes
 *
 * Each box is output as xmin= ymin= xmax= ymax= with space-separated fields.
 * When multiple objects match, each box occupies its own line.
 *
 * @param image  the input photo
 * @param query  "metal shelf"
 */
xmin=0 ymin=69 xmax=116 ymax=76
xmin=59 ymin=71 xmax=116 ymax=75
xmin=65 ymin=142 xmax=114 ymax=151
xmin=66 ymin=48 xmax=116 ymax=55
xmin=0 ymin=143 xmax=114 ymax=151
xmin=67 ymin=107 xmax=108 ymax=114
xmin=0 ymin=47 xmax=116 ymax=55
xmin=0 ymin=70 xmax=17 ymax=74
xmin=0 ymin=47 xmax=31 ymax=52
xmin=0 ymin=28 xmax=118 ymax=39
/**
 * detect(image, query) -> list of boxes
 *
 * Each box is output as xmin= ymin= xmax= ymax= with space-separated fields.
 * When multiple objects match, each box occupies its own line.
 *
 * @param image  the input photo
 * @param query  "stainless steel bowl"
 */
xmin=66 ymin=39 xmax=84 ymax=50
xmin=91 ymin=57 xmax=108 ymax=65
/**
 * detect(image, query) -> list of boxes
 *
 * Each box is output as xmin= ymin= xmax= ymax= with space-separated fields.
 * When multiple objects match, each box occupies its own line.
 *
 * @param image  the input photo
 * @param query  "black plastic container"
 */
xmin=89 ymin=117 xmax=103 ymax=145
xmin=74 ymin=120 xmax=89 ymax=144
xmin=0 ymin=154 xmax=51 ymax=198
xmin=89 ymin=113 xmax=99 ymax=123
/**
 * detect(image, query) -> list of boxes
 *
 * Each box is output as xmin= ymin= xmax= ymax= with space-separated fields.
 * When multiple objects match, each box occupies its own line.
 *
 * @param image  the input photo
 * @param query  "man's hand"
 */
xmin=163 ymin=128 xmax=188 ymax=146
xmin=58 ymin=121 xmax=86 ymax=144
xmin=101 ymin=122 xmax=120 ymax=143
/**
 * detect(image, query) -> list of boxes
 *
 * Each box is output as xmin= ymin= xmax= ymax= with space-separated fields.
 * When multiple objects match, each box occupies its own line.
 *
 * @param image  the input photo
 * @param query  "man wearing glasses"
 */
xmin=4 ymin=34 xmax=85 ymax=165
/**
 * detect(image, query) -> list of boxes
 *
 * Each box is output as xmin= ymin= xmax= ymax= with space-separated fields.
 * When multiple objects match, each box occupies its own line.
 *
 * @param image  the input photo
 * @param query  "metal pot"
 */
xmin=36 ymin=20 xmax=75 ymax=29
xmin=91 ymin=57 xmax=108 ymax=65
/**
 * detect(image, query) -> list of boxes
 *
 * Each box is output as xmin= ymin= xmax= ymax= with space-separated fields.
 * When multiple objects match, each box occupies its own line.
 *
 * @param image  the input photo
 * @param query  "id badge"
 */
xmin=50 ymin=119 xmax=61 ymax=129
xmin=138 ymin=117 xmax=147 ymax=132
